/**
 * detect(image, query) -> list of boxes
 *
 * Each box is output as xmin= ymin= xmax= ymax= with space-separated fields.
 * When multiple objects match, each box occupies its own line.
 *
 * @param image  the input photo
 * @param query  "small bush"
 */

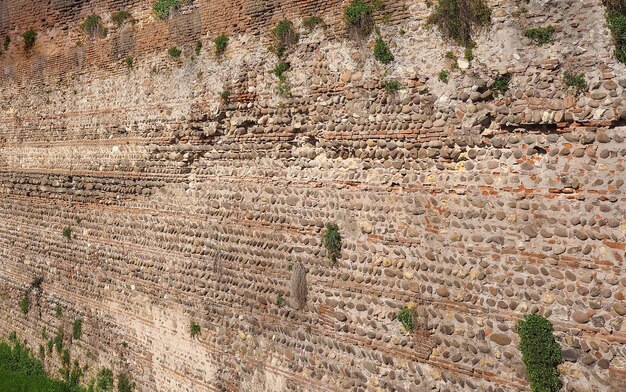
xmin=517 ymin=314 xmax=562 ymax=392
xmin=272 ymin=62 xmax=290 ymax=78
xmin=464 ymin=46 xmax=473 ymax=61
xmin=72 ymin=319 xmax=83 ymax=340
xmin=382 ymin=79 xmax=403 ymax=94
xmin=189 ymin=322 xmax=201 ymax=338
xmin=271 ymin=20 xmax=299 ymax=58
xmin=438 ymin=69 xmax=449 ymax=83
xmin=46 ymin=338 xmax=53 ymax=353
xmin=492 ymin=73 xmax=511 ymax=95
xmin=38 ymin=344 xmax=45 ymax=359
xmin=63 ymin=226 xmax=72 ymax=241
xmin=428 ymin=0 xmax=491 ymax=46
xmin=31 ymin=277 xmax=43 ymax=290
xmin=397 ymin=307 xmax=415 ymax=332
xmin=321 ymin=224 xmax=342 ymax=264
xmin=82 ymin=15 xmax=108 ymax=38
xmin=3 ymin=36 xmax=9 ymax=50
xmin=61 ymin=349 xmax=70 ymax=366
xmin=276 ymin=78 xmax=291 ymax=97
xmin=523 ymin=26 xmax=555 ymax=45
xmin=19 ymin=295 xmax=30 ymax=315
xmin=96 ymin=367 xmax=114 ymax=391
xmin=153 ymin=0 xmax=181 ymax=19
xmin=125 ymin=56 xmax=134 ymax=69
xmin=606 ymin=7 xmax=626 ymax=63
xmin=23 ymin=29 xmax=37 ymax=50
xmin=345 ymin=0 xmax=375 ymax=38
xmin=617 ymin=44 xmax=626 ymax=63
xmin=276 ymin=293 xmax=285 ymax=307
xmin=54 ymin=332 xmax=63 ymax=353
xmin=303 ymin=16 xmax=324 ymax=31
xmin=194 ymin=40 xmax=202 ymax=56
xmin=168 ymin=46 xmax=182 ymax=58
xmin=55 ymin=304 xmax=63 ymax=318
xmin=220 ymin=89 xmax=230 ymax=104
xmin=214 ymin=34 xmax=228 ymax=56
xmin=112 ymin=11 xmax=133 ymax=27
xmin=373 ymin=35 xmax=394 ymax=64
xmin=0 ymin=337 xmax=74 ymax=390
xmin=563 ymin=70 xmax=587 ymax=95
xmin=117 ymin=374 xmax=135 ymax=392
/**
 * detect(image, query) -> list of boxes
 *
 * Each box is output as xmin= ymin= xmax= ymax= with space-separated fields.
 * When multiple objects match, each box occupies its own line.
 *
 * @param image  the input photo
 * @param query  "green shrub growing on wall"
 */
xmin=220 ymin=89 xmax=230 ymax=104
xmin=153 ymin=0 xmax=182 ymax=19
xmin=276 ymin=293 xmax=285 ymax=307
xmin=55 ymin=304 xmax=63 ymax=318
xmin=19 ymin=295 xmax=30 ymax=315
xmin=321 ymin=224 xmax=342 ymax=264
xmin=427 ymin=0 xmax=491 ymax=46
xmin=492 ymin=73 xmax=511 ymax=95
xmin=112 ymin=11 xmax=133 ymax=27
xmin=396 ymin=307 xmax=415 ymax=332
xmin=275 ymin=78 xmax=291 ymax=97
xmin=272 ymin=62 xmax=290 ymax=78
xmin=270 ymin=20 xmax=299 ymax=58
xmin=54 ymin=332 xmax=63 ymax=353
xmin=517 ymin=314 xmax=562 ymax=392
xmin=168 ymin=46 xmax=182 ymax=58
xmin=272 ymin=62 xmax=292 ymax=97
xmin=3 ymin=36 xmax=9 ymax=50
xmin=125 ymin=56 xmax=134 ymax=69
xmin=382 ymin=79 xmax=402 ymax=94
xmin=214 ymin=34 xmax=229 ymax=56
xmin=82 ymin=15 xmax=108 ymax=38
xmin=189 ymin=322 xmax=201 ymax=338
xmin=345 ymin=0 xmax=375 ymax=38
xmin=63 ymin=226 xmax=72 ymax=241
xmin=31 ymin=277 xmax=43 ymax=290
xmin=96 ymin=367 xmax=114 ymax=391
xmin=563 ymin=70 xmax=587 ymax=95
xmin=61 ymin=349 xmax=70 ymax=367
xmin=117 ymin=374 xmax=135 ymax=392
xmin=605 ymin=2 xmax=626 ymax=63
xmin=373 ymin=35 xmax=394 ymax=64
xmin=72 ymin=319 xmax=83 ymax=340
xmin=23 ymin=29 xmax=37 ymax=50
xmin=194 ymin=40 xmax=202 ymax=56
xmin=303 ymin=16 xmax=324 ymax=31
xmin=0 ymin=337 xmax=79 ymax=391
xmin=438 ymin=69 xmax=449 ymax=83
xmin=523 ymin=26 xmax=555 ymax=45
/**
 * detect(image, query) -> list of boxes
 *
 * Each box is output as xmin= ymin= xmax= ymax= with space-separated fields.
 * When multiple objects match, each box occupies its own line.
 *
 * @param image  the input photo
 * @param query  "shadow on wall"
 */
xmin=111 ymin=24 xmax=136 ymax=59
xmin=0 ymin=0 xmax=8 ymax=34
xmin=168 ymin=6 xmax=203 ymax=45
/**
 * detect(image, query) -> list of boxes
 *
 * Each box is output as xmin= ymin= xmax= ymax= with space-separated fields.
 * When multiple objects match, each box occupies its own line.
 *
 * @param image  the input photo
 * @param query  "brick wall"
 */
xmin=0 ymin=0 xmax=625 ymax=391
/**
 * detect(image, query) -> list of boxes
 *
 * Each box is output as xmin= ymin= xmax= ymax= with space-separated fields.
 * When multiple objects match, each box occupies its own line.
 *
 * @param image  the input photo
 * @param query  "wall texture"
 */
xmin=1 ymin=0 xmax=625 ymax=391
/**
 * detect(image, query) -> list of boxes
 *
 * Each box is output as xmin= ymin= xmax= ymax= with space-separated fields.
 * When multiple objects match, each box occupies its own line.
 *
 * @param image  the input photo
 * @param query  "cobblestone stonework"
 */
xmin=1 ymin=0 xmax=625 ymax=391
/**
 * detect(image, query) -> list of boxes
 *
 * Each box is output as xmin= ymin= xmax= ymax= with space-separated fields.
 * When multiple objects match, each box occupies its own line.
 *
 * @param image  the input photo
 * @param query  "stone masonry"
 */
xmin=0 ymin=0 xmax=625 ymax=391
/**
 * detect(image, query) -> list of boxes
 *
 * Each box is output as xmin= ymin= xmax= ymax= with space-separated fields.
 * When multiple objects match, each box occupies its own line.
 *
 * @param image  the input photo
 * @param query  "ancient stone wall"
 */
xmin=0 ymin=0 xmax=625 ymax=391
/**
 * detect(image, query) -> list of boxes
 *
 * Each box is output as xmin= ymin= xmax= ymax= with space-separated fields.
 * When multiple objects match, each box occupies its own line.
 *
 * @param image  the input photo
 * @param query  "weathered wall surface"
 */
xmin=1 ymin=0 xmax=625 ymax=391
